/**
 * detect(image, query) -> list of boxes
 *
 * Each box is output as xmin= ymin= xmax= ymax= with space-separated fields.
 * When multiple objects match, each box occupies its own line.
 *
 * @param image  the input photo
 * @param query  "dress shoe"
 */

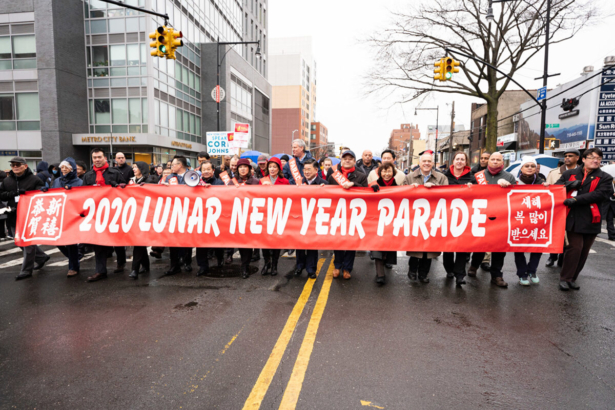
xmin=308 ymin=272 xmax=316 ymax=279
xmin=559 ymin=281 xmax=570 ymax=291
xmin=545 ymin=258 xmax=556 ymax=267
xmin=446 ymin=270 xmax=455 ymax=279
xmin=343 ymin=270 xmax=351 ymax=280
xmin=149 ymin=251 xmax=162 ymax=259
xmin=33 ymin=255 xmax=51 ymax=270
xmin=197 ymin=267 xmax=208 ymax=277
xmin=129 ymin=270 xmax=138 ymax=279
xmin=271 ymin=263 xmax=278 ymax=276
xmin=375 ymin=275 xmax=385 ymax=285
xmin=332 ymin=269 xmax=340 ymax=279
xmin=139 ymin=267 xmax=149 ymax=274
xmin=419 ymin=277 xmax=430 ymax=283
xmin=113 ymin=264 xmax=125 ymax=273
xmin=15 ymin=271 xmax=32 ymax=281
xmin=491 ymin=277 xmax=508 ymax=288
xmin=456 ymin=277 xmax=466 ymax=287
xmin=407 ymin=270 xmax=417 ymax=282
xmin=241 ymin=267 xmax=249 ymax=279
xmin=225 ymin=255 xmax=233 ymax=265
xmin=87 ymin=272 xmax=107 ymax=282
xmin=567 ymin=281 xmax=580 ymax=290
xmin=261 ymin=261 xmax=272 ymax=275
xmin=480 ymin=262 xmax=491 ymax=271
xmin=385 ymin=264 xmax=392 ymax=269
xmin=294 ymin=267 xmax=303 ymax=276
xmin=164 ymin=266 xmax=181 ymax=276
xmin=67 ymin=270 xmax=79 ymax=277
xmin=468 ymin=266 xmax=478 ymax=277
xmin=183 ymin=264 xmax=193 ymax=272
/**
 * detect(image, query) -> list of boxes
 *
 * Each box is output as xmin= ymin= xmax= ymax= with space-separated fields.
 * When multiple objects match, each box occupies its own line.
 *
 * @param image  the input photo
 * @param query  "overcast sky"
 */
xmin=268 ymin=0 xmax=615 ymax=155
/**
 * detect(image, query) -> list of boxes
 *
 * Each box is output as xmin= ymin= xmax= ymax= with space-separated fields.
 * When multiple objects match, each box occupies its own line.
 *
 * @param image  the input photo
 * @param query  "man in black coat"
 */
xmin=556 ymin=148 xmax=614 ymax=291
xmin=82 ymin=148 xmax=127 ymax=282
xmin=35 ymin=161 xmax=51 ymax=184
xmin=294 ymin=159 xmax=328 ymax=279
xmin=471 ymin=151 xmax=490 ymax=174
xmin=327 ymin=150 xmax=368 ymax=280
xmin=114 ymin=152 xmax=134 ymax=182
xmin=0 ymin=157 xmax=50 ymax=280
xmin=356 ymin=150 xmax=378 ymax=175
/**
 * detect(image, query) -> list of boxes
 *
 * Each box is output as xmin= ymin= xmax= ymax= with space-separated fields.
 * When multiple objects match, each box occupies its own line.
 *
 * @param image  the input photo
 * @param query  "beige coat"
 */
xmin=402 ymin=168 xmax=449 ymax=258
xmin=367 ymin=167 xmax=406 ymax=185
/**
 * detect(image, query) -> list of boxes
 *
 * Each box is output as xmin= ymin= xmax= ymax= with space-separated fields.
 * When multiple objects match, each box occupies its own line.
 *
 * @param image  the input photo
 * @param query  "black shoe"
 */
xmin=419 ymin=277 xmax=430 ymax=283
xmin=480 ymin=262 xmax=491 ymax=271
xmin=129 ymin=270 xmax=138 ymax=279
xmin=294 ymin=267 xmax=303 ymax=276
xmin=164 ymin=266 xmax=181 ymax=276
xmin=87 ymin=272 xmax=107 ymax=282
xmin=15 ymin=271 xmax=32 ymax=281
xmin=242 ymin=267 xmax=249 ymax=279
xmin=149 ymin=251 xmax=162 ymax=259
xmin=113 ymin=264 xmax=125 ymax=273
xmin=139 ymin=267 xmax=149 ymax=274
xmin=456 ymin=277 xmax=466 ymax=287
xmin=308 ymin=272 xmax=316 ymax=279
xmin=559 ymin=281 xmax=570 ymax=291
xmin=385 ymin=264 xmax=392 ymax=269
xmin=545 ymin=258 xmax=556 ymax=267
xmin=197 ymin=267 xmax=208 ymax=277
xmin=183 ymin=264 xmax=192 ymax=272
xmin=33 ymin=255 xmax=51 ymax=270
xmin=271 ymin=264 xmax=278 ymax=277
xmin=261 ymin=261 xmax=271 ymax=276
xmin=567 ymin=281 xmax=580 ymax=290
xmin=407 ymin=270 xmax=417 ymax=282
xmin=446 ymin=270 xmax=454 ymax=278
xmin=375 ymin=275 xmax=385 ymax=285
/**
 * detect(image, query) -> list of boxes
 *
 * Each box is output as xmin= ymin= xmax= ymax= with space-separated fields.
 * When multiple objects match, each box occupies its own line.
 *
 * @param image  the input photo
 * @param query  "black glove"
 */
xmin=139 ymin=182 xmax=145 ymax=186
xmin=64 ymin=185 xmax=72 ymax=190
xmin=39 ymin=187 xmax=48 ymax=193
xmin=109 ymin=181 xmax=118 ymax=187
xmin=0 ymin=190 xmax=17 ymax=201
xmin=371 ymin=184 xmax=380 ymax=192
xmin=565 ymin=180 xmax=581 ymax=190
xmin=118 ymin=183 xmax=127 ymax=189
xmin=563 ymin=198 xmax=577 ymax=207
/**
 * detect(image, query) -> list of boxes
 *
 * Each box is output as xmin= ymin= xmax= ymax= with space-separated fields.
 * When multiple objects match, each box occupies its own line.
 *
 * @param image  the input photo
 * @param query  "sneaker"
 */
xmin=519 ymin=277 xmax=530 ymax=286
xmin=529 ymin=273 xmax=539 ymax=284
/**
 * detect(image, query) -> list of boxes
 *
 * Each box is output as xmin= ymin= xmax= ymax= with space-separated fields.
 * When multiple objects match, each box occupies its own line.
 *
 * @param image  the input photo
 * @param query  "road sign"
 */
xmin=594 ymin=68 xmax=615 ymax=162
xmin=537 ymin=86 xmax=547 ymax=102
xmin=211 ymin=86 xmax=225 ymax=103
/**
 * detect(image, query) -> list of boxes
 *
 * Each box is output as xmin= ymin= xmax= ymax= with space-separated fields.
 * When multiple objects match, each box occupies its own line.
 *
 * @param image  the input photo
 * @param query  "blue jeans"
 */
xmin=333 ymin=250 xmax=356 ymax=272
xmin=296 ymin=250 xmax=318 ymax=274
xmin=514 ymin=252 xmax=542 ymax=278
xmin=58 ymin=245 xmax=80 ymax=272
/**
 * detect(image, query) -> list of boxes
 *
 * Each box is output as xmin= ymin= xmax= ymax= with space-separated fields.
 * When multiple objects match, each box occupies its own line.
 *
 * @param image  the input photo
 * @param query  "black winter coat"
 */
xmin=557 ymin=167 xmax=614 ymax=234
xmin=0 ymin=167 xmax=44 ymax=227
xmin=471 ymin=164 xmax=487 ymax=174
xmin=116 ymin=163 xmax=134 ymax=182
xmin=444 ymin=167 xmax=477 ymax=185
xmin=301 ymin=174 xmax=328 ymax=185
xmin=327 ymin=168 xmax=368 ymax=187
xmin=83 ymin=165 xmax=127 ymax=186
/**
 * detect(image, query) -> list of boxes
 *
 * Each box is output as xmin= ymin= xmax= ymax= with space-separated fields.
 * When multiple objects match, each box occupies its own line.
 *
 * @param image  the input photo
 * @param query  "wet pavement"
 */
xmin=1 ymin=234 xmax=614 ymax=409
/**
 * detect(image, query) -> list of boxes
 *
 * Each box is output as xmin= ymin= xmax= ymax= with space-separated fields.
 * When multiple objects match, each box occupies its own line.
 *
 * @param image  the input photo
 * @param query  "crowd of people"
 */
xmin=1 ymin=140 xmax=613 ymax=293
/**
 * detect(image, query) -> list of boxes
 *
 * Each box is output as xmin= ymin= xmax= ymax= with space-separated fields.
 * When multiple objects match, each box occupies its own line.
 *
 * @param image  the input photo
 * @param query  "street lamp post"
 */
xmin=415 ymin=106 xmax=439 ymax=163
xmin=487 ymin=0 xmax=557 ymax=154
xmin=216 ymin=38 xmax=260 ymax=131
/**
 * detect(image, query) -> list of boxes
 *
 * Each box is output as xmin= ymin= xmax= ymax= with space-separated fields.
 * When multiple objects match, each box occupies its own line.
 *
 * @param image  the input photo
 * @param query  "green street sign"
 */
xmin=546 ymin=124 xmax=560 ymax=129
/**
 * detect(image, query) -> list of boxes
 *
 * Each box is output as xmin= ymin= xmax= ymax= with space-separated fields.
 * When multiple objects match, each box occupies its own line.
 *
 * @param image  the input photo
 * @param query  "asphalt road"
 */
xmin=1 ymin=231 xmax=614 ymax=410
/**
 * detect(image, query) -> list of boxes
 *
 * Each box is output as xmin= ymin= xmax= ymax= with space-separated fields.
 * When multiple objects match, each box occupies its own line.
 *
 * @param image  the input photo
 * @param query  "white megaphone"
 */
xmin=184 ymin=170 xmax=200 ymax=187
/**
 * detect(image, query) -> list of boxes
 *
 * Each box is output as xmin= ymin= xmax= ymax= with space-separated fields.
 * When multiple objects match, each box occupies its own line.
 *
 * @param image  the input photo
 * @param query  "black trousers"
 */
xmin=490 ymin=252 xmax=506 ymax=279
xmin=196 ymin=248 xmax=224 ymax=269
xmin=262 ymin=249 xmax=280 ymax=263
xmin=561 ymin=231 xmax=597 ymax=282
xmin=408 ymin=254 xmax=432 ymax=278
xmin=296 ymin=249 xmax=318 ymax=274
xmin=94 ymin=245 xmax=125 ymax=274
xmin=468 ymin=252 xmax=487 ymax=268
xmin=170 ymin=247 xmax=192 ymax=267
xmin=239 ymin=248 xmax=253 ymax=269
xmin=606 ymin=201 xmax=615 ymax=239
xmin=131 ymin=246 xmax=150 ymax=272
xmin=0 ymin=218 xmax=6 ymax=238
xmin=443 ymin=252 xmax=468 ymax=279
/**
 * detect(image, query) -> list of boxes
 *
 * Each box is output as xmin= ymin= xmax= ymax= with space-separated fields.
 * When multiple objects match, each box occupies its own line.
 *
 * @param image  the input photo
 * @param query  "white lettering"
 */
xmin=250 ymin=198 xmax=266 ymax=234
xmin=329 ymin=199 xmax=347 ymax=236
xmin=349 ymin=199 xmax=367 ymax=239
xmin=300 ymin=198 xmax=317 ymax=235
xmin=430 ymin=199 xmax=448 ymax=237
xmin=187 ymin=197 xmax=203 ymax=234
xmin=79 ymin=198 xmax=96 ymax=231
xmin=138 ymin=196 xmax=152 ymax=231
xmin=205 ymin=197 xmax=222 ymax=236
xmin=471 ymin=199 xmax=488 ymax=237
xmin=121 ymin=197 xmax=137 ymax=233
xmin=230 ymin=198 xmax=249 ymax=234
xmin=169 ymin=197 xmax=190 ymax=233
xmin=393 ymin=199 xmax=410 ymax=237
xmin=449 ymin=199 xmax=469 ymax=238
xmin=412 ymin=199 xmax=430 ymax=239
xmin=315 ymin=198 xmax=331 ymax=235
xmin=267 ymin=198 xmax=292 ymax=235
xmin=95 ymin=198 xmax=110 ymax=233
xmin=109 ymin=198 xmax=122 ymax=233
xmin=377 ymin=199 xmax=395 ymax=237
xmin=152 ymin=197 xmax=172 ymax=233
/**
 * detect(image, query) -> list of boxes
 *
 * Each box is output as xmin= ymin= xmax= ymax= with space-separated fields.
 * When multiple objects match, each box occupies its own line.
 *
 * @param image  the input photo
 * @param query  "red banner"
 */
xmin=14 ymin=185 xmax=566 ymax=252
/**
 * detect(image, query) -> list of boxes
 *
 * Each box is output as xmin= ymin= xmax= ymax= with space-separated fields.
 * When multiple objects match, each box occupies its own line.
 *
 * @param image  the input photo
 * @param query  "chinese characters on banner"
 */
xmin=19 ymin=193 xmax=66 ymax=243
xmin=507 ymin=190 xmax=554 ymax=248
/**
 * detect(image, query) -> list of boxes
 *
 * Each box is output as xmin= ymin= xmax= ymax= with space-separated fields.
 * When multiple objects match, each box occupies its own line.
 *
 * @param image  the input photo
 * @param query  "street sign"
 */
xmin=594 ymin=67 xmax=615 ymax=162
xmin=211 ymin=86 xmax=225 ymax=103
xmin=537 ymin=86 xmax=547 ymax=102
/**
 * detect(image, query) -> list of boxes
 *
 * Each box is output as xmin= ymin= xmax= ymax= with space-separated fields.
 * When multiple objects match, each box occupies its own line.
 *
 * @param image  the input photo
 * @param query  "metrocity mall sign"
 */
xmin=72 ymin=133 xmax=202 ymax=152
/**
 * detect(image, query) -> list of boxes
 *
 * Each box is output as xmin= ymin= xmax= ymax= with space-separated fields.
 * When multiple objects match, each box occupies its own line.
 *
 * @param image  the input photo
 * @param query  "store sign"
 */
xmin=594 ymin=68 xmax=615 ymax=161
xmin=171 ymin=141 xmax=193 ymax=149
xmin=80 ymin=136 xmax=137 ymax=143
xmin=0 ymin=150 xmax=18 ymax=156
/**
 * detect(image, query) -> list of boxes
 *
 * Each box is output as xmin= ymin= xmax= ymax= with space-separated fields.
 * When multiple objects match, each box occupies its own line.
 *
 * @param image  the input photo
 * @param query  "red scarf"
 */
xmin=341 ymin=166 xmax=355 ymax=179
xmin=568 ymin=172 xmax=602 ymax=223
xmin=382 ymin=177 xmax=395 ymax=186
xmin=487 ymin=165 xmax=503 ymax=176
xmin=93 ymin=162 xmax=109 ymax=186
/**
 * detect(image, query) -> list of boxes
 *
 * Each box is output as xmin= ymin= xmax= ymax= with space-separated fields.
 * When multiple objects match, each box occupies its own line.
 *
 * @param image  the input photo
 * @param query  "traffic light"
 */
xmin=444 ymin=57 xmax=460 ymax=80
xmin=561 ymin=97 xmax=579 ymax=112
xmin=149 ymin=26 xmax=168 ymax=58
xmin=434 ymin=58 xmax=445 ymax=82
xmin=166 ymin=28 xmax=183 ymax=60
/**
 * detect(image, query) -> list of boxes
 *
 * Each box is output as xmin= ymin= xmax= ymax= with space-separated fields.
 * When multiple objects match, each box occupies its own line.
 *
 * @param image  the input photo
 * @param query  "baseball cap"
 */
xmin=340 ymin=150 xmax=356 ymax=159
xmin=257 ymin=154 xmax=269 ymax=164
xmin=9 ymin=156 xmax=27 ymax=165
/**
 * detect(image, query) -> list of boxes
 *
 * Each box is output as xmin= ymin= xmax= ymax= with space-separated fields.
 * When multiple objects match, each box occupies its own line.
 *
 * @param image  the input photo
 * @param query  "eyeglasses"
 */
xmin=585 ymin=156 xmax=601 ymax=161
xmin=10 ymin=163 xmax=25 ymax=168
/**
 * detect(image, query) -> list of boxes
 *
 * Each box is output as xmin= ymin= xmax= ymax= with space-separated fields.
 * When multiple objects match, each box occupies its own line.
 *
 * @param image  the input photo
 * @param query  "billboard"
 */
xmin=593 ymin=67 xmax=615 ymax=162
xmin=517 ymin=73 xmax=601 ymax=153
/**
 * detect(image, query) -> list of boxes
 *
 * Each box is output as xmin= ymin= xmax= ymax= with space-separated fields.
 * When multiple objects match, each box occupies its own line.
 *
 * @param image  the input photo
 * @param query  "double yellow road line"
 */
xmin=242 ymin=258 xmax=335 ymax=410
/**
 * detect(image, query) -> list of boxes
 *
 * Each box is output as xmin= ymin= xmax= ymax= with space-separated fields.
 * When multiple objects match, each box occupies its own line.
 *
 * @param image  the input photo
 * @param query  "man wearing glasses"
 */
xmin=556 ymin=148 xmax=613 ymax=291
xmin=0 ymin=157 xmax=50 ymax=280
xmin=545 ymin=148 xmax=582 ymax=267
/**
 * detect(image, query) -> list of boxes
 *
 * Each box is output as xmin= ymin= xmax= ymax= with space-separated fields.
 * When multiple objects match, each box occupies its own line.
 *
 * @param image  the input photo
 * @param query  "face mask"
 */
xmin=53 ymin=169 xmax=58 ymax=175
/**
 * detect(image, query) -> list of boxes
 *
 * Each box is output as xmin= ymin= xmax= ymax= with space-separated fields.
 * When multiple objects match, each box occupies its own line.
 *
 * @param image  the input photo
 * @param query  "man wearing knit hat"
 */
xmin=255 ymin=154 xmax=269 ymax=179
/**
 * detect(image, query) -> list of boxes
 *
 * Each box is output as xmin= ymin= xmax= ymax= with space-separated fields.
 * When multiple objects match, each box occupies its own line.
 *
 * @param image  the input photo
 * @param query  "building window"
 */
xmin=0 ymin=92 xmax=40 ymax=130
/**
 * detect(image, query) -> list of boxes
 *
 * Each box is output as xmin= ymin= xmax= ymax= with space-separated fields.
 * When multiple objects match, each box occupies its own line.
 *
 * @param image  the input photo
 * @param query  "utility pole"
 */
xmin=448 ymin=101 xmax=455 ymax=166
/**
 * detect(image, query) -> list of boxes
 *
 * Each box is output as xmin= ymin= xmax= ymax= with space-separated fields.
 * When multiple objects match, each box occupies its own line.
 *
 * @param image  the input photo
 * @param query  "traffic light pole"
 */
xmin=101 ymin=0 xmax=170 ymax=24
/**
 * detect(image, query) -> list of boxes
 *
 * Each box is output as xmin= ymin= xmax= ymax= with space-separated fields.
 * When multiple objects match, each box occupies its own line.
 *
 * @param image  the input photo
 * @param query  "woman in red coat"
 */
xmin=259 ymin=157 xmax=289 ymax=275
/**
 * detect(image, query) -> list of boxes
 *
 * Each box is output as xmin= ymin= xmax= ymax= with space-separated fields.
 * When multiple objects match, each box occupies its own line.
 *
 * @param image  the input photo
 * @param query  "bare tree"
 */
xmin=365 ymin=0 xmax=597 ymax=152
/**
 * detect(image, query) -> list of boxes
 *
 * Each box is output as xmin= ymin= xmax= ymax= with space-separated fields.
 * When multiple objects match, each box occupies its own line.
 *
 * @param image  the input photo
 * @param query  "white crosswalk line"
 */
xmin=47 ymin=253 xmax=94 ymax=267
xmin=0 ymin=248 xmax=60 ymax=269
xmin=0 ymin=247 xmax=22 ymax=258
